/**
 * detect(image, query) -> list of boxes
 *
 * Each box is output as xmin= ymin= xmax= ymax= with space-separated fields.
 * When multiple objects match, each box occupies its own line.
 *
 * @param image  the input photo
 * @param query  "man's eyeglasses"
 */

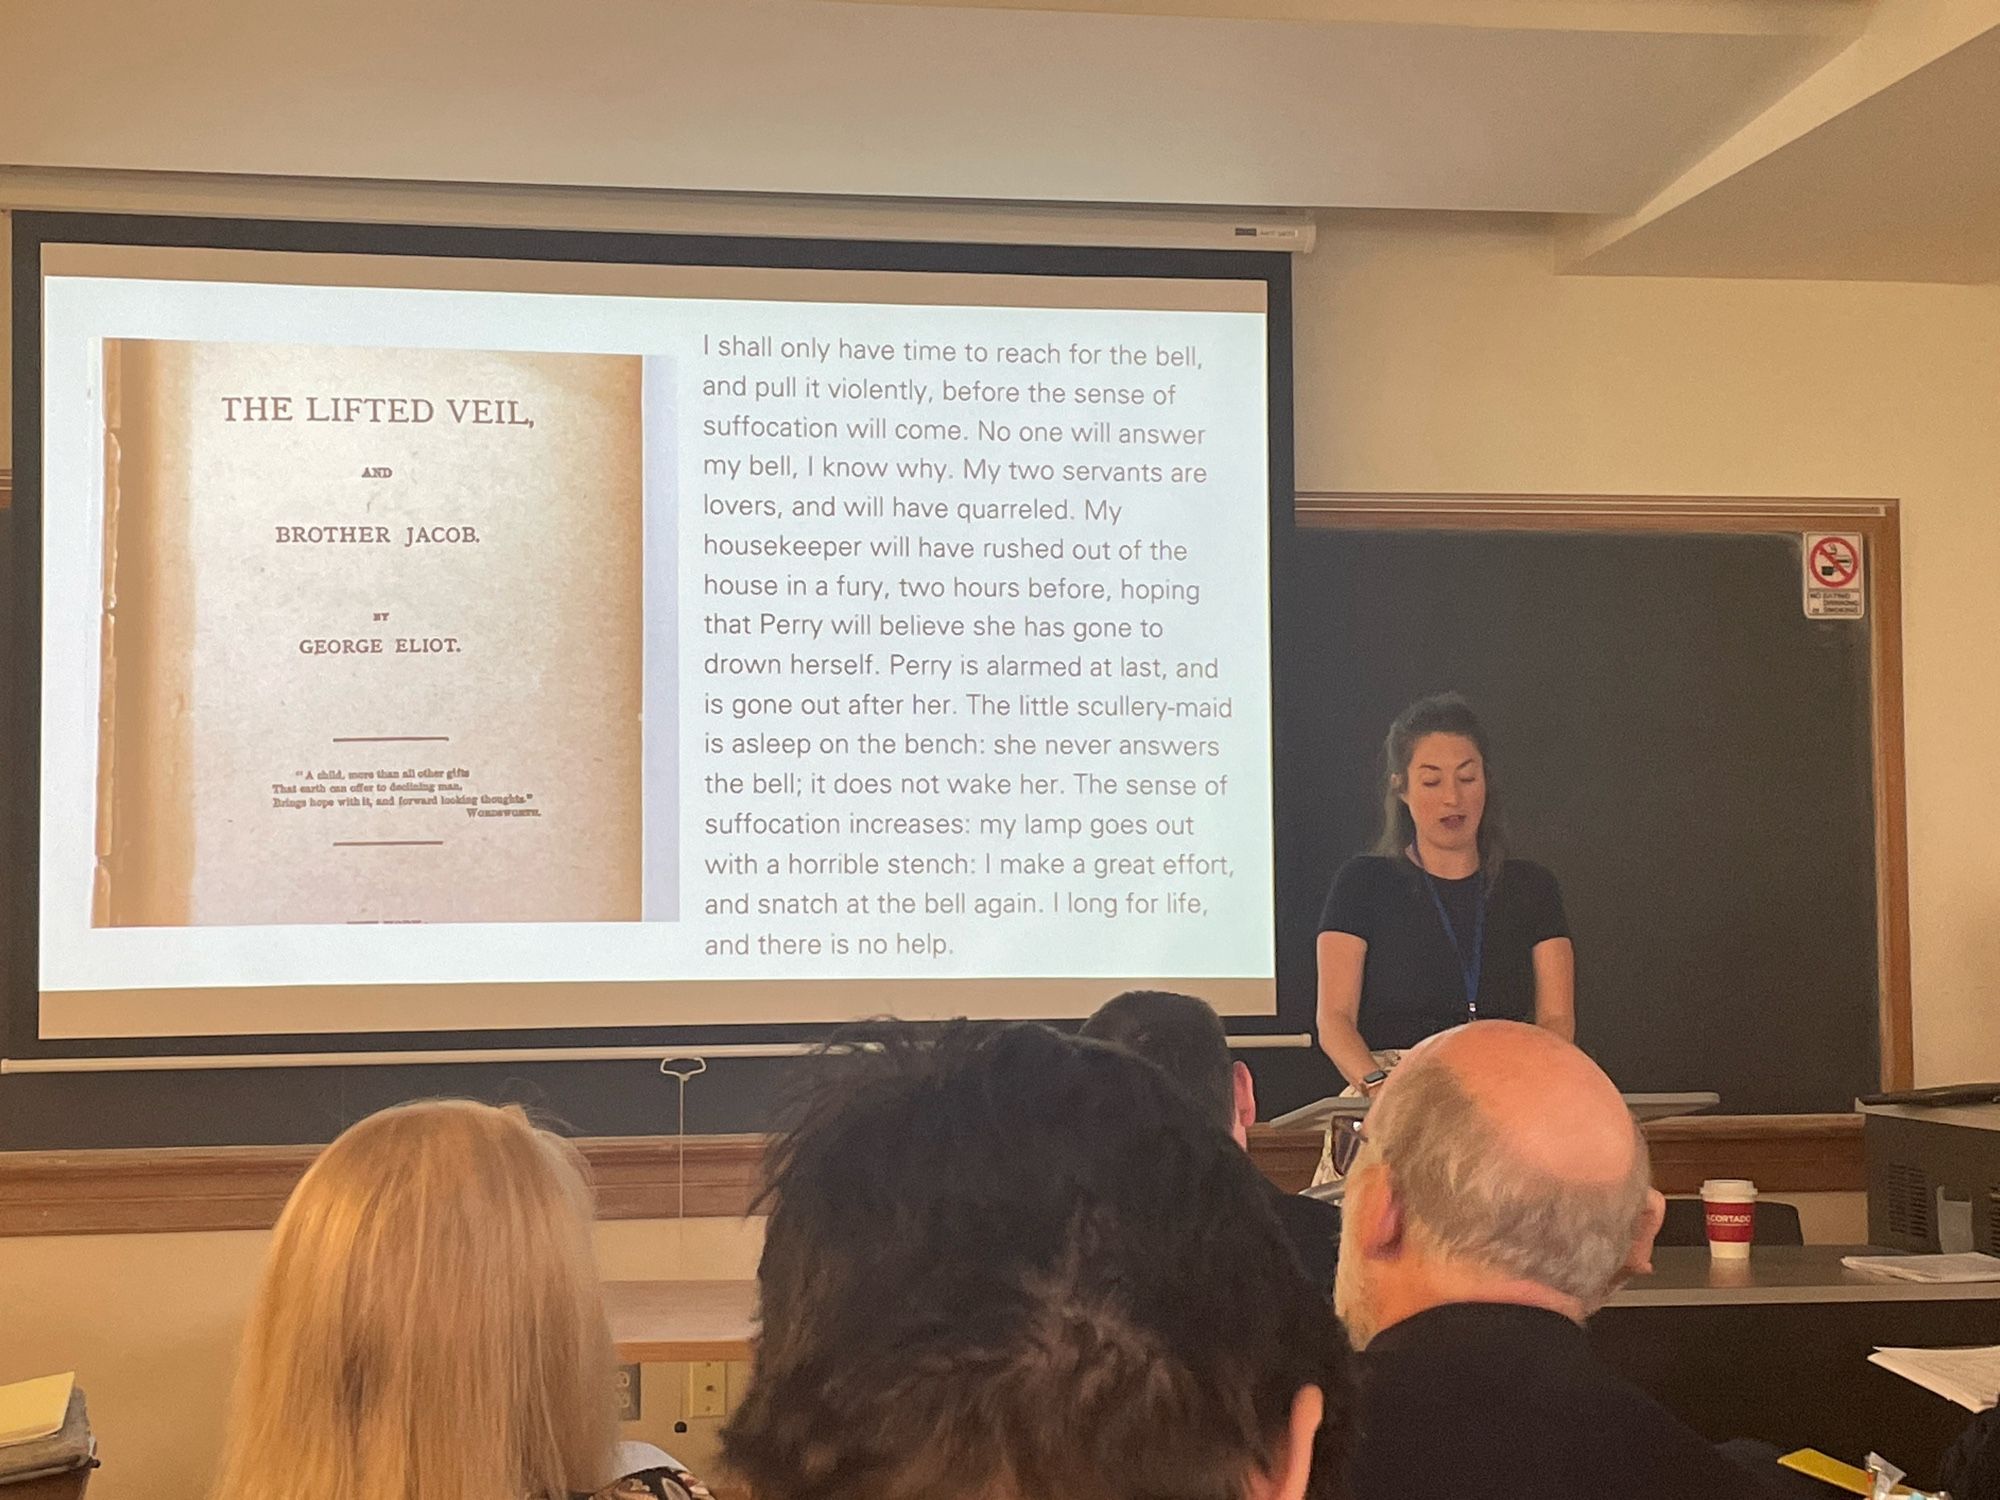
xmin=1328 ymin=1117 xmax=1370 ymax=1178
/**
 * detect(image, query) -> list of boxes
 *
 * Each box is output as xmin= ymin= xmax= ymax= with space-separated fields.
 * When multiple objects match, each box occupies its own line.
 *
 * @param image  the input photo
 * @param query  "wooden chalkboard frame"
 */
xmin=1295 ymin=492 xmax=1912 ymax=1093
xmin=0 ymin=1116 xmax=1862 ymax=1237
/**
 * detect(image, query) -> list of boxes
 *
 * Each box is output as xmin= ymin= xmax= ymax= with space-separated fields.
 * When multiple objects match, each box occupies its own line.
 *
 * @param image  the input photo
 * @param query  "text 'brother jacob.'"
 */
xmin=273 ymin=525 xmax=479 ymax=547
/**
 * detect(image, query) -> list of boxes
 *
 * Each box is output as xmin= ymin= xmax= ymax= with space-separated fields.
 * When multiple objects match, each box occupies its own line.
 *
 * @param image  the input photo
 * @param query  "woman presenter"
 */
xmin=1316 ymin=693 xmax=1575 ymax=1101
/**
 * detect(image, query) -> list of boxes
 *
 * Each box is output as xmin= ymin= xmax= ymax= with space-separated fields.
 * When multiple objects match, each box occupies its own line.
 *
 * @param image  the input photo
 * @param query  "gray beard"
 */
xmin=1333 ymin=1229 xmax=1377 ymax=1350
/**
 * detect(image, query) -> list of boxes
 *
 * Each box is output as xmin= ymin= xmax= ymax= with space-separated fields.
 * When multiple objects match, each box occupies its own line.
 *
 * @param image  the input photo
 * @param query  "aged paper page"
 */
xmin=96 ymin=341 xmax=645 ymax=925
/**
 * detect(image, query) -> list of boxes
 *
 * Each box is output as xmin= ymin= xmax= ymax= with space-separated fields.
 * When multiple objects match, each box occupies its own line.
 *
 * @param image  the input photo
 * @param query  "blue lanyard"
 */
xmin=1415 ymin=851 xmax=1485 ymax=1020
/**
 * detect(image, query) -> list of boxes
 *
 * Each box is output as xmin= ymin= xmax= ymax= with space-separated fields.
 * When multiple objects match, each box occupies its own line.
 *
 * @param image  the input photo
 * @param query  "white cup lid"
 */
xmin=1700 ymin=1178 xmax=1758 ymax=1198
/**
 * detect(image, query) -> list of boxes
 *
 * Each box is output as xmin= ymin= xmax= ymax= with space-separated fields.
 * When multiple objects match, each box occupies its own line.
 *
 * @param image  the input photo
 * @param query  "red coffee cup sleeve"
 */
xmin=1704 ymin=1202 xmax=1756 ymax=1242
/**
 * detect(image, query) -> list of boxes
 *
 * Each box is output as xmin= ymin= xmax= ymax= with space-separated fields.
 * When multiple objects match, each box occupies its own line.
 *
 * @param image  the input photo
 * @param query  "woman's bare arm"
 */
xmin=1316 ymin=930 xmax=1381 ymax=1088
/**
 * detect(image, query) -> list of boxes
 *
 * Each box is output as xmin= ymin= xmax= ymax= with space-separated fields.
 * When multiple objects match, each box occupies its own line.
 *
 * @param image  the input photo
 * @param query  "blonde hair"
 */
xmin=213 ymin=1100 xmax=616 ymax=1500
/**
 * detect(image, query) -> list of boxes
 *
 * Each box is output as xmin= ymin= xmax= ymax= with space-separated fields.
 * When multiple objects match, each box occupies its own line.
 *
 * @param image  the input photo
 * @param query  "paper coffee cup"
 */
xmin=1699 ymin=1178 xmax=1758 ymax=1259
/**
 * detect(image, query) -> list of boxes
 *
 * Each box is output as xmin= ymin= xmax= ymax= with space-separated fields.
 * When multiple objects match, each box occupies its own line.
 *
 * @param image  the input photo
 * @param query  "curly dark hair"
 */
xmin=721 ymin=1021 xmax=1353 ymax=1500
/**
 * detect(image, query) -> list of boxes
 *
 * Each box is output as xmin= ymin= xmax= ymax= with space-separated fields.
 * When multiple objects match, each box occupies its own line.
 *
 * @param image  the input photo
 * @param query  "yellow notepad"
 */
xmin=1779 ymin=1449 xmax=1919 ymax=1497
xmin=0 ymin=1372 xmax=74 ymax=1447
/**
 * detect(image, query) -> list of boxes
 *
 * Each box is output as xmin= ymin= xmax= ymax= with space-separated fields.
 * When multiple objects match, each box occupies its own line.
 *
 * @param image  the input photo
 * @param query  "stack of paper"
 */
xmin=1868 ymin=1345 xmax=2000 ymax=1412
xmin=0 ymin=1373 xmax=74 ymax=1448
xmin=1840 ymin=1252 xmax=2000 ymax=1283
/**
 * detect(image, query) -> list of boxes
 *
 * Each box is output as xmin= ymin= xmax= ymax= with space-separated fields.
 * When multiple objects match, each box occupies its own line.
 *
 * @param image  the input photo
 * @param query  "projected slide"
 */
xmin=35 ymin=243 xmax=1276 ymax=1038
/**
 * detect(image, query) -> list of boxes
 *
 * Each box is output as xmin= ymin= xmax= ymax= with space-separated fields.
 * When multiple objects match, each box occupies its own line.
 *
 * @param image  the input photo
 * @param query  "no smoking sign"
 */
xmin=1803 ymin=532 xmax=1865 ymax=619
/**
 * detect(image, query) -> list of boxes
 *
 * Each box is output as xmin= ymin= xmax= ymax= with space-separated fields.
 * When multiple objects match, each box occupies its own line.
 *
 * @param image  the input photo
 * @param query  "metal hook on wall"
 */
xmin=659 ymin=1056 xmax=709 ymax=1219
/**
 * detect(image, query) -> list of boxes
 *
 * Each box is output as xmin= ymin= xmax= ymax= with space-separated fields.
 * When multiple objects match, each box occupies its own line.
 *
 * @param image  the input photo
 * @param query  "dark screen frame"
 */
xmin=5 ymin=210 xmax=1303 ymax=1079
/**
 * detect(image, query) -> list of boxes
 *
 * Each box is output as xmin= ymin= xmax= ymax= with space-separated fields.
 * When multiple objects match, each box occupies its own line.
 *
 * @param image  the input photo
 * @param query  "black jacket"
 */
xmin=1350 ymin=1302 xmax=1781 ymax=1499
xmin=1265 ymin=1180 xmax=1340 ymax=1299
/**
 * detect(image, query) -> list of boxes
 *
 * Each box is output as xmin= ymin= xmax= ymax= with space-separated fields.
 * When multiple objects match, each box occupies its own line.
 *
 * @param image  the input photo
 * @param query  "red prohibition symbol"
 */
xmin=1810 ymin=536 xmax=1859 ymax=589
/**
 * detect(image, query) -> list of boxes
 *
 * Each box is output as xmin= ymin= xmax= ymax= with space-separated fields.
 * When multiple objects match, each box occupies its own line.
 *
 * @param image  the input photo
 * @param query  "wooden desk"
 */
xmin=1611 ymin=1243 xmax=2000 ymax=1306
xmin=1594 ymin=1247 xmax=2000 ymax=1488
xmin=605 ymin=1249 xmax=2000 ymax=1350
xmin=606 ymin=1279 xmax=757 ymax=1363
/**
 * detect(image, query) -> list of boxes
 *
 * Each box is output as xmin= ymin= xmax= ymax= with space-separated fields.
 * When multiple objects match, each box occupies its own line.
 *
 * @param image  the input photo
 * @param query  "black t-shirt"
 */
xmin=1318 ymin=854 xmax=1568 ymax=1049
xmin=1349 ymin=1302 xmax=1783 ymax=1500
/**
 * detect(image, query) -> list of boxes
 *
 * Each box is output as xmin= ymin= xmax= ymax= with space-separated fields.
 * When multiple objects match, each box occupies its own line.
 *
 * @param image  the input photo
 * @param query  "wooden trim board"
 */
xmin=1641 ymin=1113 xmax=1863 ymax=1196
xmin=1294 ymin=493 xmax=1898 ymax=532
xmin=1866 ymin=516 xmax=1914 ymax=1090
xmin=1255 ymin=1115 xmax=1866 ymax=1197
xmin=1295 ymin=493 xmax=1914 ymax=1093
xmin=0 ymin=1133 xmax=770 ymax=1238
xmin=0 ymin=1117 xmax=1863 ymax=1237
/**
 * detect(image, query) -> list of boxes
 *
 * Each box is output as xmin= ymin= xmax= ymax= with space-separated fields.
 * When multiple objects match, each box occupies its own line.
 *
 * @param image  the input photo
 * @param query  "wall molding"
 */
xmin=0 ymin=1116 xmax=1863 ymax=1238
xmin=1641 ymin=1112 xmax=1863 ymax=1196
xmin=0 ymin=1134 xmax=772 ymax=1238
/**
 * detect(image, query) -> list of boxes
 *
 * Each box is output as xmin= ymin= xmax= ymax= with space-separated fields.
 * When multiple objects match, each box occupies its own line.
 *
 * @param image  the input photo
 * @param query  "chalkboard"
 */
xmin=1274 ymin=512 xmax=1895 ymax=1115
xmin=0 ymin=500 xmax=1902 ymax=1147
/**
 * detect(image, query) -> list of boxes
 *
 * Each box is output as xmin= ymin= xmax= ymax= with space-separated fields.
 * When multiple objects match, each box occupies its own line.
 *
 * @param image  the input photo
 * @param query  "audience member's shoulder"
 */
xmin=1553 ymin=1351 xmax=1789 ymax=1499
xmin=1265 ymin=1186 xmax=1341 ymax=1295
xmin=1270 ymin=1185 xmax=1340 ymax=1236
xmin=1354 ymin=1306 xmax=1778 ymax=1500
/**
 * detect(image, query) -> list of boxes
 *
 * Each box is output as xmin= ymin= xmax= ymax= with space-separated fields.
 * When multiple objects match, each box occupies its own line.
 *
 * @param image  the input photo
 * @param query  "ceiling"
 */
xmin=0 ymin=0 xmax=1993 ymax=281
xmin=1566 ymin=16 xmax=2000 ymax=281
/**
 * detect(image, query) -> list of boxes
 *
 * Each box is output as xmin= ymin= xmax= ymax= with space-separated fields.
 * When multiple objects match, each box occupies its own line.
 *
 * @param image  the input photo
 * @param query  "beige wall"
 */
xmin=0 ymin=1216 xmax=766 ymax=1500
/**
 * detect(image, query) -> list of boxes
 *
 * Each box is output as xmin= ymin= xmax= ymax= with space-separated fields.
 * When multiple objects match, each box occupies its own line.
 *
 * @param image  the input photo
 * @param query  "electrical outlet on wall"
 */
xmin=613 ymin=1364 xmax=641 ymax=1422
xmin=687 ymin=1361 xmax=727 ymax=1420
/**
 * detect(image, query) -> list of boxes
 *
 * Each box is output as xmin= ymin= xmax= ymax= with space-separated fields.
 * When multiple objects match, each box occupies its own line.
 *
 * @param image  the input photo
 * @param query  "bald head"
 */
xmin=1397 ymin=1022 xmax=1641 ymax=1192
xmin=1362 ymin=1022 xmax=1656 ymax=1313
